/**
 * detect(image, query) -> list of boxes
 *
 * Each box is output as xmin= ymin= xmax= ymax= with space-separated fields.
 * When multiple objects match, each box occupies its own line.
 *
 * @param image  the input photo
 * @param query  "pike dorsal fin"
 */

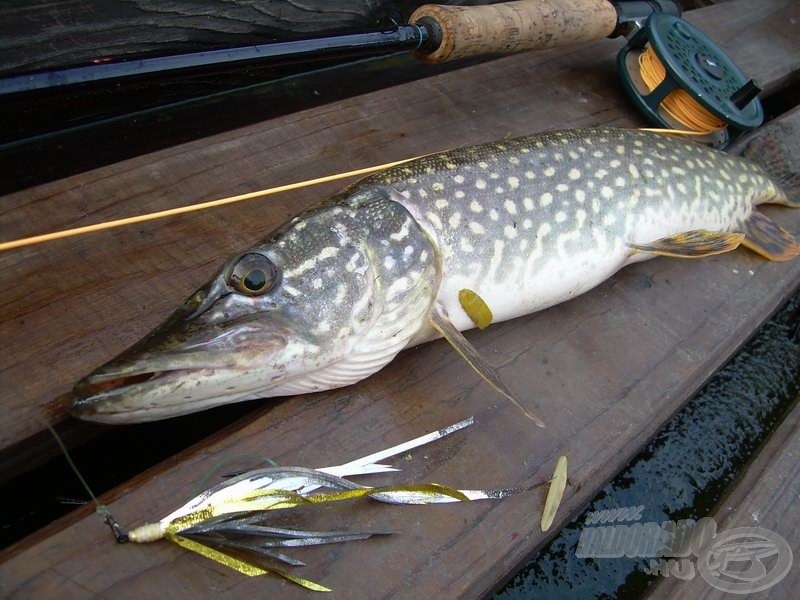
xmin=430 ymin=304 xmax=545 ymax=428
xmin=629 ymin=230 xmax=744 ymax=258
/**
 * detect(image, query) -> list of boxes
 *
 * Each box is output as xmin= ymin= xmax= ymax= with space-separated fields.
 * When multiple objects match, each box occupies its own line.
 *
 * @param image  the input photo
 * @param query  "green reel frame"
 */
xmin=618 ymin=13 xmax=763 ymax=148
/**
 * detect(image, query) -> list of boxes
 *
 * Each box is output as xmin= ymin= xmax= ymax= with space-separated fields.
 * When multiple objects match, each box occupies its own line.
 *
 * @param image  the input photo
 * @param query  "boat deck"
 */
xmin=1 ymin=0 xmax=799 ymax=597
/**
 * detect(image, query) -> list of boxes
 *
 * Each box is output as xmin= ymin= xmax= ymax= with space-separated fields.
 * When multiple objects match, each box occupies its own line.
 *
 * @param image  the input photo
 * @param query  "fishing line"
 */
xmin=192 ymin=453 xmax=280 ymax=496
xmin=0 ymin=157 xmax=419 ymax=252
xmin=637 ymin=45 xmax=726 ymax=134
xmin=42 ymin=420 xmax=128 ymax=542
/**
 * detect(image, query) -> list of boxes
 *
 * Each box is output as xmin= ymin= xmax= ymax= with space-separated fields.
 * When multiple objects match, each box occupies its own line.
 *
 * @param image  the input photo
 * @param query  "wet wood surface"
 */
xmin=1 ymin=0 xmax=800 ymax=597
xmin=654 ymin=400 xmax=800 ymax=599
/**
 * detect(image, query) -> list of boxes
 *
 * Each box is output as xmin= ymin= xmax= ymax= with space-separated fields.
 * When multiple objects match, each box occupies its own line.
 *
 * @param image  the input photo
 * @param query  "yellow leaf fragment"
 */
xmin=541 ymin=455 xmax=568 ymax=532
xmin=459 ymin=288 xmax=493 ymax=330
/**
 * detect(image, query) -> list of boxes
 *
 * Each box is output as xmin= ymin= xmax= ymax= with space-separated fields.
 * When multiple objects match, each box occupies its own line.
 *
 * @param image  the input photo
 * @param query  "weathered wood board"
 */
xmin=1 ymin=0 xmax=799 ymax=597
xmin=1 ymin=0 xmax=798 ymax=464
xmin=653 ymin=400 xmax=800 ymax=599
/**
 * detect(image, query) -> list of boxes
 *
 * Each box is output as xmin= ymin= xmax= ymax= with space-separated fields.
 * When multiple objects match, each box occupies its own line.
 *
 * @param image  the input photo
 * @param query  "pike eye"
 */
xmin=229 ymin=253 xmax=277 ymax=296
xmin=243 ymin=269 xmax=268 ymax=291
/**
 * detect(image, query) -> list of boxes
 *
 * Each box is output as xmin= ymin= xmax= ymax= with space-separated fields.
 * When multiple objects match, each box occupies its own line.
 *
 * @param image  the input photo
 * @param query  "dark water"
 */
xmin=494 ymin=290 xmax=800 ymax=598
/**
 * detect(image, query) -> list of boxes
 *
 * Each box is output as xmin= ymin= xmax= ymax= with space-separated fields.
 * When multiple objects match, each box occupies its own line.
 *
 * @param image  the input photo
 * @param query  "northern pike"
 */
xmin=71 ymin=128 xmax=800 ymax=423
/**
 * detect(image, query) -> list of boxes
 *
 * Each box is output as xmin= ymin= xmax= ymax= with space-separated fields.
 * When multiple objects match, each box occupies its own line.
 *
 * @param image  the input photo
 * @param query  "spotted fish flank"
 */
xmin=71 ymin=128 xmax=800 ymax=423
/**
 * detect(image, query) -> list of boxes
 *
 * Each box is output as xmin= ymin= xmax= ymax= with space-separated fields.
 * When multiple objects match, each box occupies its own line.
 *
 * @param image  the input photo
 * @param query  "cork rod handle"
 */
xmin=412 ymin=0 xmax=618 ymax=63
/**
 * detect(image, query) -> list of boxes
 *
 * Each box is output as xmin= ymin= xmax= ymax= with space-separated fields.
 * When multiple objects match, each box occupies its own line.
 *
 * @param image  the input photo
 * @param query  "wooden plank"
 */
xmin=1 ymin=0 xmax=799 ymax=597
xmin=652 ymin=401 xmax=800 ymax=599
xmin=1 ymin=0 xmax=797 ymax=461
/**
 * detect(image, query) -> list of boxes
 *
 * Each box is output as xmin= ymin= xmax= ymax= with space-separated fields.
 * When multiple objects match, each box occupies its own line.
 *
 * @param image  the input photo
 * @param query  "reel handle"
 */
xmin=412 ymin=0 xmax=619 ymax=63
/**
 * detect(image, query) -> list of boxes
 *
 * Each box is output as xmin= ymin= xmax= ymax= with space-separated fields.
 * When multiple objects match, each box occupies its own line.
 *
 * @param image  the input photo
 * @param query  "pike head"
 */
xmin=71 ymin=190 xmax=438 ymax=423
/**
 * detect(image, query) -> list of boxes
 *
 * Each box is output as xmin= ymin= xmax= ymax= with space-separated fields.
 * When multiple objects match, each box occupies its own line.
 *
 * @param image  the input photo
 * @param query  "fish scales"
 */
xmin=71 ymin=128 xmax=796 ymax=422
xmin=342 ymin=128 xmax=776 ymax=332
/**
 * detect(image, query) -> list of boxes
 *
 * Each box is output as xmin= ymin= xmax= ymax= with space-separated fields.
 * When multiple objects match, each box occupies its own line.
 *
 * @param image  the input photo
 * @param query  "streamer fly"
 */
xmin=72 ymin=128 xmax=799 ymax=423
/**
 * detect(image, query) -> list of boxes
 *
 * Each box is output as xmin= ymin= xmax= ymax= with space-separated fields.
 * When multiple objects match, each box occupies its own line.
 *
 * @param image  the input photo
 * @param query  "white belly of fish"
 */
xmin=419 ymin=200 xmax=751 ymax=335
xmin=434 ymin=241 xmax=632 ymax=332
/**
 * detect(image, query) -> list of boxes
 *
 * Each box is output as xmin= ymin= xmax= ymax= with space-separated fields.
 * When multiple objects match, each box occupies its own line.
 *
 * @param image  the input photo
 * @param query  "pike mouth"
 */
xmin=74 ymin=370 xmax=171 ymax=397
xmin=69 ymin=361 xmax=274 ymax=423
xmin=69 ymin=367 xmax=223 ymax=423
xmin=70 ymin=324 xmax=294 ymax=422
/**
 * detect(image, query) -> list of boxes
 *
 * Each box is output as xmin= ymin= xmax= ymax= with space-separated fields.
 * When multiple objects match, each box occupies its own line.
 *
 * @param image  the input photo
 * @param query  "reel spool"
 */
xmin=618 ymin=13 xmax=763 ymax=148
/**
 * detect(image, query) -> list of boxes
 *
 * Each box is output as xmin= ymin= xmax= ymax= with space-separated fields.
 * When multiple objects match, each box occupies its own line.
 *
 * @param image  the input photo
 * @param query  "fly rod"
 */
xmin=0 ymin=0 xmax=680 ymax=97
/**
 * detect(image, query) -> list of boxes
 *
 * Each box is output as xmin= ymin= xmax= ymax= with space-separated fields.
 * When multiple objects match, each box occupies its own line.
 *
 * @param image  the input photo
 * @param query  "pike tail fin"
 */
xmin=733 ymin=115 xmax=800 ymax=259
xmin=741 ymin=122 xmax=800 ymax=207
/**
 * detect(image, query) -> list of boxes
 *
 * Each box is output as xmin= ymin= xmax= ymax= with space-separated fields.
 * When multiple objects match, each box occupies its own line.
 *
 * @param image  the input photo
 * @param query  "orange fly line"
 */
xmin=0 ymin=157 xmax=419 ymax=252
xmin=638 ymin=45 xmax=727 ymax=134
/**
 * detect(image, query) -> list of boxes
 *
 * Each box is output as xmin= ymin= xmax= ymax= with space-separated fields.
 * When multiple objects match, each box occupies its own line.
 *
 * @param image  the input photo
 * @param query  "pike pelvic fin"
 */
xmin=629 ymin=230 xmax=744 ymax=258
xmin=430 ymin=304 xmax=545 ymax=428
xmin=741 ymin=209 xmax=800 ymax=262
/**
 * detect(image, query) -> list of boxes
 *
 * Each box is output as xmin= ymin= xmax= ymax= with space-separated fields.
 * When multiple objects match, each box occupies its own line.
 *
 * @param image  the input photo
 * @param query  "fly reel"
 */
xmin=618 ymin=12 xmax=763 ymax=148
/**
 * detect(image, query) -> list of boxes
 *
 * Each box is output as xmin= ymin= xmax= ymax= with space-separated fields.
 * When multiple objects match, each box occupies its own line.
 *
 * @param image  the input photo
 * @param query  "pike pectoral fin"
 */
xmin=430 ymin=305 xmax=545 ymax=428
xmin=741 ymin=209 xmax=800 ymax=262
xmin=630 ymin=230 xmax=744 ymax=258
